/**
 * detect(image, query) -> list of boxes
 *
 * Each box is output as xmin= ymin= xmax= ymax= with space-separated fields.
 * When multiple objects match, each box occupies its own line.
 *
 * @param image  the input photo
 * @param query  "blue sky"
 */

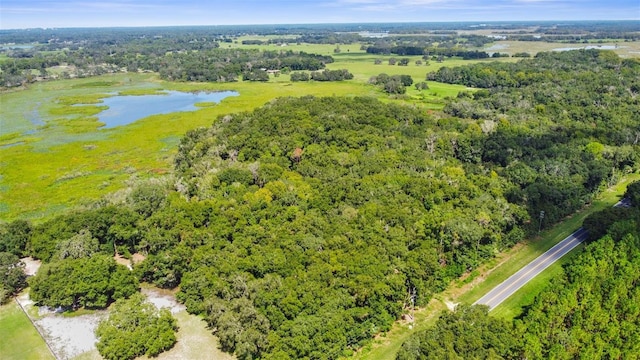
xmin=1 ymin=0 xmax=638 ymax=29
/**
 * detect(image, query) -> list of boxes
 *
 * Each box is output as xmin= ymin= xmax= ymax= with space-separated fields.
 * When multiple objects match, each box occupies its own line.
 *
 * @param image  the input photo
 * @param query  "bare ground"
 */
xmin=20 ymin=257 xmax=42 ymax=276
xmin=16 ymin=260 xmax=226 ymax=360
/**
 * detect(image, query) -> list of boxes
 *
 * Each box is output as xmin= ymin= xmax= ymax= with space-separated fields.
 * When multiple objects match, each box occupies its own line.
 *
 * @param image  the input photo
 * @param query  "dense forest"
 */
xmin=1 ymin=49 xmax=639 ymax=358
xmin=429 ymin=49 xmax=640 ymax=225
xmin=398 ymin=183 xmax=640 ymax=359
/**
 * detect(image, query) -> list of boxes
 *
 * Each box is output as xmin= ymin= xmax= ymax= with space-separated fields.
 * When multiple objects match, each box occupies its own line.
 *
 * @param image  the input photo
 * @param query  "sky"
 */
xmin=1 ymin=0 xmax=639 ymax=29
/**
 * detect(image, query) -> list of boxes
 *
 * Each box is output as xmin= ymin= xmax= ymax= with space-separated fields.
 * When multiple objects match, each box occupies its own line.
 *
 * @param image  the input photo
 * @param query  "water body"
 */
xmin=485 ymin=44 xmax=509 ymax=51
xmin=1 ymin=45 xmax=35 ymax=51
xmin=96 ymin=90 xmax=238 ymax=128
xmin=552 ymin=45 xmax=620 ymax=52
xmin=0 ymin=141 xmax=25 ymax=149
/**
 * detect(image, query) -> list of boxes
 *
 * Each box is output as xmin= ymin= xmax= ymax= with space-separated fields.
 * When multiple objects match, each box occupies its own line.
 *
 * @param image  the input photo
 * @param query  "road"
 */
xmin=474 ymin=227 xmax=589 ymax=309
xmin=474 ymin=198 xmax=630 ymax=310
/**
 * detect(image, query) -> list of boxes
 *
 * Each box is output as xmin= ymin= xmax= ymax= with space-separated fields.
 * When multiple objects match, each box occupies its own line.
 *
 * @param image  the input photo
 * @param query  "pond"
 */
xmin=96 ymin=90 xmax=238 ymax=128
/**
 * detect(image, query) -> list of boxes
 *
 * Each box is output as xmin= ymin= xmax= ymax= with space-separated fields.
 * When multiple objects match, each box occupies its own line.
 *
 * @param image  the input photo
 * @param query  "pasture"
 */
xmin=0 ymin=297 xmax=54 ymax=360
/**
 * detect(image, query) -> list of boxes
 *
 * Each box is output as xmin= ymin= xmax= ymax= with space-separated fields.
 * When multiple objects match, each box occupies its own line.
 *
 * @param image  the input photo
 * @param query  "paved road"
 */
xmin=474 ymin=198 xmax=630 ymax=310
xmin=474 ymin=227 xmax=589 ymax=309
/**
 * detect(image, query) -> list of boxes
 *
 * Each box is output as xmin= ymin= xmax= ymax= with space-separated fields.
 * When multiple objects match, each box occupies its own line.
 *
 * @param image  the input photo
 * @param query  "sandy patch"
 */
xmin=15 ymin=291 xmax=105 ymax=360
xmin=21 ymin=257 xmax=42 ymax=276
xmin=132 ymin=252 xmax=146 ymax=264
xmin=15 ymin=285 xmax=194 ymax=359
xmin=36 ymin=313 xmax=105 ymax=360
xmin=444 ymin=300 xmax=459 ymax=311
xmin=114 ymin=253 xmax=132 ymax=269
xmin=142 ymin=287 xmax=186 ymax=314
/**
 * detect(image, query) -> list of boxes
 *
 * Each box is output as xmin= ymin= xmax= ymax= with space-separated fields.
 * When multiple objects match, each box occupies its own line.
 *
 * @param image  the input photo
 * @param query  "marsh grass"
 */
xmin=57 ymin=94 xmax=110 ymax=105
xmin=0 ymin=74 xmax=382 ymax=220
xmin=70 ymin=81 xmax=118 ymax=88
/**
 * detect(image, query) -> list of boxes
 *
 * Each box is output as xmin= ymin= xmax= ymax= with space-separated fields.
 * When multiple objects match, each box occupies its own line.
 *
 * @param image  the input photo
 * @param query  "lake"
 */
xmin=552 ymin=45 xmax=621 ymax=52
xmin=96 ymin=90 xmax=238 ymax=128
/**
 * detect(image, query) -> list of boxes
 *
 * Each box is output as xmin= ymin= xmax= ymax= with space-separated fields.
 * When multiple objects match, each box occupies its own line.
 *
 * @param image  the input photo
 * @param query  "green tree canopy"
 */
xmin=0 ymin=252 xmax=27 ymax=303
xmin=95 ymin=293 xmax=178 ymax=360
xmin=397 ymin=304 xmax=518 ymax=360
xmin=29 ymin=255 xmax=138 ymax=309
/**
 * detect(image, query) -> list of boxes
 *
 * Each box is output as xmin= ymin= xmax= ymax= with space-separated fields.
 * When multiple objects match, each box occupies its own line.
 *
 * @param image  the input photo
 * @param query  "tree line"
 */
xmin=366 ymin=45 xmax=490 ymax=59
xmin=0 ymin=44 xmax=334 ymax=87
xmin=398 ymin=181 xmax=640 ymax=359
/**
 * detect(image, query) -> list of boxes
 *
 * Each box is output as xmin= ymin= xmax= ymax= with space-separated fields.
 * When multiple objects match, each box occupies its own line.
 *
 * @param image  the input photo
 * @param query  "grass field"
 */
xmin=0 ymin=299 xmax=54 ymax=360
xmin=352 ymin=173 xmax=638 ymax=360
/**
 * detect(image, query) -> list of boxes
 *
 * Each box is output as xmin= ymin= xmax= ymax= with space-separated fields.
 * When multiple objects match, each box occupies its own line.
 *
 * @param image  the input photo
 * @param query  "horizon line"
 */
xmin=2 ymin=19 xmax=640 ymax=31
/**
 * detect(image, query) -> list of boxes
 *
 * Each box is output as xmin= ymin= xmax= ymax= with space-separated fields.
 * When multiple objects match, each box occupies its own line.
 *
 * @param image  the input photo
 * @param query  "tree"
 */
xmin=384 ymin=79 xmax=406 ymax=94
xmin=128 ymin=182 xmax=167 ymax=217
xmin=583 ymin=207 xmax=631 ymax=241
xmin=290 ymin=71 xmax=310 ymax=82
xmin=414 ymin=81 xmax=429 ymax=90
xmin=29 ymin=255 xmax=138 ymax=309
xmin=625 ymin=180 xmax=640 ymax=207
xmin=95 ymin=293 xmax=178 ymax=360
xmin=397 ymin=304 xmax=518 ymax=359
xmin=243 ymin=69 xmax=269 ymax=82
xmin=0 ymin=219 xmax=32 ymax=256
xmin=0 ymin=252 xmax=26 ymax=303
xmin=55 ymin=229 xmax=100 ymax=260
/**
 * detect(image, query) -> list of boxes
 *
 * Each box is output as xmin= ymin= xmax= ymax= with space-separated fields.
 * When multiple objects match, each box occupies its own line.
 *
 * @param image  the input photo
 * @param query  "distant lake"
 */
xmin=96 ymin=90 xmax=238 ymax=128
xmin=552 ymin=45 xmax=620 ymax=52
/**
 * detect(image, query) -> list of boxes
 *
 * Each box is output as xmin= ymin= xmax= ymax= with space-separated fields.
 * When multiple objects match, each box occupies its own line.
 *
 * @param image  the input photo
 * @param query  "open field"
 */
xmin=0 ymin=297 xmax=55 ymax=360
xmin=352 ymin=173 xmax=638 ymax=360
xmin=223 ymin=36 xmax=640 ymax=59
xmin=481 ymin=40 xmax=640 ymax=58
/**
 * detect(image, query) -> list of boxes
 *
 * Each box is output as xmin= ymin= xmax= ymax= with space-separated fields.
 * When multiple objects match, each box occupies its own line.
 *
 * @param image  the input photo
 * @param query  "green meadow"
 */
xmin=0 ymin=299 xmax=54 ymax=360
